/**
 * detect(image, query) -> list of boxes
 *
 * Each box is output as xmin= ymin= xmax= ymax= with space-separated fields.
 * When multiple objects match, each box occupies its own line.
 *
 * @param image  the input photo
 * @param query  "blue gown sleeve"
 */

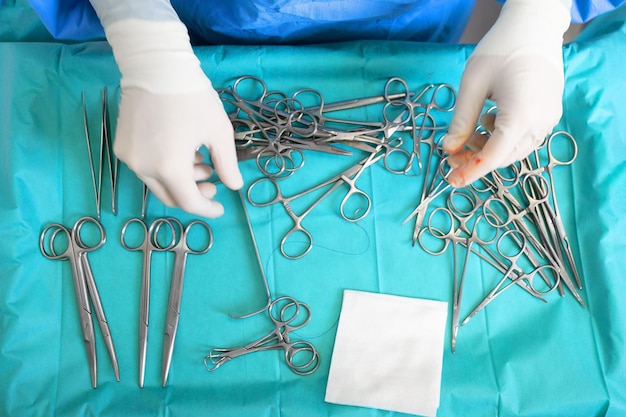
xmin=27 ymin=0 xmax=104 ymax=40
xmin=570 ymin=0 xmax=626 ymax=23
xmin=496 ymin=0 xmax=626 ymax=24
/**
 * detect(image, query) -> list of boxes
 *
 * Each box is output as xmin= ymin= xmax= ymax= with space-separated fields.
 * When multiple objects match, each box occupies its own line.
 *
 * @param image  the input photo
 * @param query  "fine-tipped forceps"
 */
xmin=221 ymin=77 xmax=309 ymax=177
xmin=161 ymin=218 xmax=213 ymax=387
xmin=481 ymin=174 xmax=585 ymax=307
xmin=419 ymin=208 xmax=498 ymax=353
xmin=205 ymin=296 xmax=321 ymax=375
xmin=441 ymin=187 xmax=551 ymax=304
xmin=82 ymin=88 xmax=119 ymax=218
xmin=247 ymin=148 xmax=385 ymax=259
xmin=120 ymin=217 xmax=177 ymax=388
xmin=462 ymin=229 xmax=561 ymax=325
xmin=39 ymin=216 xmax=119 ymax=387
xmin=530 ymin=131 xmax=581 ymax=289
xmin=402 ymin=156 xmax=453 ymax=244
xmin=233 ymin=117 xmax=352 ymax=158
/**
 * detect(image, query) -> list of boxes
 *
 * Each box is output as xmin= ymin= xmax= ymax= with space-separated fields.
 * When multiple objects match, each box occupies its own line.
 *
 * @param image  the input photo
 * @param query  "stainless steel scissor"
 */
xmin=120 ymin=217 xmax=177 ymax=388
xmin=39 ymin=216 xmax=119 ymax=388
xmin=161 ymin=218 xmax=213 ymax=387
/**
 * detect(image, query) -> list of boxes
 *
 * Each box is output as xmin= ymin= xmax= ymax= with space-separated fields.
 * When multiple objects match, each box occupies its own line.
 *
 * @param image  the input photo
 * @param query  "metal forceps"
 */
xmin=205 ymin=296 xmax=320 ymax=375
xmin=82 ymin=88 xmax=119 ymax=218
xmin=120 ymin=217 xmax=177 ymax=388
xmin=39 ymin=216 xmax=119 ymax=387
xmin=462 ymin=229 xmax=560 ymax=325
xmin=383 ymin=77 xmax=456 ymax=173
xmin=481 ymin=174 xmax=585 ymax=307
xmin=530 ymin=131 xmax=581 ymax=289
xmin=247 ymin=148 xmax=385 ymax=259
xmin=222 ymin=77 xmax=309 ymax=177
xmin=161 ymin=218 xmax=213 ymax=387
xmin=419 ymin=208 xmax=498 ymax=352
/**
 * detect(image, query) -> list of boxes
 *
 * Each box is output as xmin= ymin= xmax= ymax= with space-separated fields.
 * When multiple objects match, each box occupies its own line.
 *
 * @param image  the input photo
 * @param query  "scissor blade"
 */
xmin=138 ymin=250 xmax=152 ymax=388
xmin=161 ymin=251 xmax=187 ymax=387
xmin=161 ymin=309 xmax=179 ymax=387
xmin=68 ymin=247 xmax=98 ymax=388
xmin=80 ymin=253 xmax=120 ymax=383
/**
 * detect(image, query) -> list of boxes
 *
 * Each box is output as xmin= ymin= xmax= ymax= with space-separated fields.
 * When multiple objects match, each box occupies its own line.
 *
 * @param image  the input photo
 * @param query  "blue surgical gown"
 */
xmin=26 ymin=0 xmax=474 ymax=44
xmin=27 ymin=0 xmax=625 ymax=44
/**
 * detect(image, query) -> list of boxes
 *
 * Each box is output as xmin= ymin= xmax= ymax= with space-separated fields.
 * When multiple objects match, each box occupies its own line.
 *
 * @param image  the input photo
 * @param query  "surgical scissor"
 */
xmin=121 ymin=217 xmax=177 ymax=388
xmin=39 ymin=216 xmax=119 ymax=387
xmin=205 ymin=296 xmax=320 ymax=375
xmin=161 ymin=218 xmax=213 ymax=387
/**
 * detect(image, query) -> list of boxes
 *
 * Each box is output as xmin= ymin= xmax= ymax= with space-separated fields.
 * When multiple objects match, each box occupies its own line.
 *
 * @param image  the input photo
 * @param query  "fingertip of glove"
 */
xmin=442 ymin=133 xmax=464 ymax=154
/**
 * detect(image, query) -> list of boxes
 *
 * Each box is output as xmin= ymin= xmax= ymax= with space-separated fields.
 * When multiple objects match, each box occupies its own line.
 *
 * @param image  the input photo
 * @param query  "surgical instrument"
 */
xmin=461 ymin=229 xmax=560 ymax=325
xmin=420 ymin=208 xmax=498 ymax=352
xmin=227 ymin=190 xmax=273 ymax=319
xmin=247 ymin=146 xmax=385 ymax=259
xmin=82 ymin=88 xmax=119 ymax=218
xmin=205 ymin=296 xmax=320 ymax=375
xmin=204 ymin=191 xmax=320 ymax=375
xmin=161 ymin=218 xmax=213 ymax=387
xmin=121 ymin=217 xmax=177 ymax=388
xmin=39 ymin=216 xmax=120 ymax=387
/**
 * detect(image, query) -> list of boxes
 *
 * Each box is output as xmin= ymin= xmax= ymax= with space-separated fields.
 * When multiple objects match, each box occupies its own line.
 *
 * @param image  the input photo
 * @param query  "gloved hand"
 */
xmin=105 ymin=19 xmax=243 ymax=218
xmin=443 ymin=0 xmax=572 ymax=188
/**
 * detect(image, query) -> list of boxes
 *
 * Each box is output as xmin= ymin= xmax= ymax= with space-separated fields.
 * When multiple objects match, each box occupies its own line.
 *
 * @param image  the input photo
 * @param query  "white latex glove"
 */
xmin=105 ymin=19 xmax=243 ymax=218
xmin=443 ymin=0 xmax=571 ymax=188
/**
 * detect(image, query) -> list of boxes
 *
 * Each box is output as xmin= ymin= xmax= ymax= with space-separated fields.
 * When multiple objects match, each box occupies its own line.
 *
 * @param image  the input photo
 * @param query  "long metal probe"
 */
xmin=229 ymin=190 xmax=272 ymax=319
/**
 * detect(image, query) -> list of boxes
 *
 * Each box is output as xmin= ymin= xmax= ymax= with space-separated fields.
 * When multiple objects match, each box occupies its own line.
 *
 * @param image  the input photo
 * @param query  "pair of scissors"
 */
xmin=161 ymin=218 xmax=213 ymax=387
xmin=205 ymin=296 xmax=320 ymax=375
xmin=121 ymin=217 xmax=213 ymax=387
xmin=121 ymin=217 xmax=177 ymax=388
xmin=247 ymin=146 xmax=385 ymax=259
xmin=39 ymin=216 xmax=120 ymax=388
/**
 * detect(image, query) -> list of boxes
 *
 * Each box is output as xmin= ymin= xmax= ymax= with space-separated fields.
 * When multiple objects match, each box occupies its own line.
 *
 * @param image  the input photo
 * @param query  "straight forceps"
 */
xmin=528 ymin=131 xmax=581 ymax=289
xmin=205 ymin=296 xmax=320 ymax=375
xmin=120 ymin=217 xmax=177 ymax=388
xmin=82 ymin=88 xmax=119 ymax=218
xmin=247 ymin=148 xmax=385 ymax=259
xmin=482 ymin=174 xmax=585 ymax=307
xmin=39 ymin=217 xmax=119 ymax=387
xmin=419 ymin=208 xmax=497 ymax=353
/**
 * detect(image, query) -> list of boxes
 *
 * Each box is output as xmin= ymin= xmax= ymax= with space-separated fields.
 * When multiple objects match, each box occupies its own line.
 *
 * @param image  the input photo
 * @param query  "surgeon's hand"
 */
xmin=105 ymin=19 xmax=242 ymax=218
xmin=444 ymin=0 xmax=571 ymax=188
